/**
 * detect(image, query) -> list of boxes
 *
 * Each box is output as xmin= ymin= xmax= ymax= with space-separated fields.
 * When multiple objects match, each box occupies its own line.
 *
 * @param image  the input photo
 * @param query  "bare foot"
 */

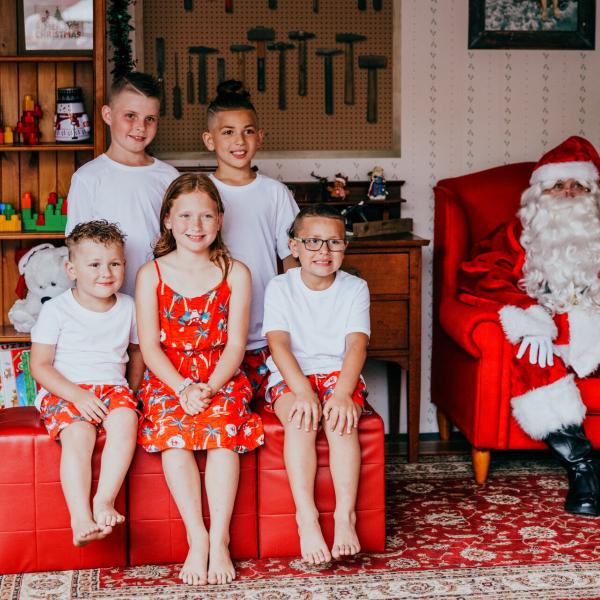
xmin=208 ymin=542 xmax=236 ymax=585
xmin=180 ymin=532 xmax=209 ymax=585
xmin=93 ymin=497 xmax=125 ymax=528
xmin=553 ymin=7 xmax=562 ymax=18
xmin=72 ymin=518 xmax=112 ymax=547
xmin=332 ymin=514 xmax=361 ymax=559
xmin=297 ymin=515 xmax=331 ymax=565
xmin=541 ymin=8 xmax=549 ymax=20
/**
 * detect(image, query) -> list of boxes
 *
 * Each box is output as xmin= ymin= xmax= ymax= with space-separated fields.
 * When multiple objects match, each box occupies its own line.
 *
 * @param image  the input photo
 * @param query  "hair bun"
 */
xmin=216 ymin=79 xmax=250 ymax=100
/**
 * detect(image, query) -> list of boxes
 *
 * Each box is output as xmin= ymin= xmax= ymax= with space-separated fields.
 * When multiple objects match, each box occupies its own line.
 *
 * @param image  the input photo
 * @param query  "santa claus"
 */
xmin=458 ymin=136 xmax=600 ymax=516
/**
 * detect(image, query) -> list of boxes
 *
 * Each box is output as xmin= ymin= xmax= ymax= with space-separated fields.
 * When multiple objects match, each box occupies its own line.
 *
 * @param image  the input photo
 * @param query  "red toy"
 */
xmin=15 ymin=95 xmax=42 ymax=145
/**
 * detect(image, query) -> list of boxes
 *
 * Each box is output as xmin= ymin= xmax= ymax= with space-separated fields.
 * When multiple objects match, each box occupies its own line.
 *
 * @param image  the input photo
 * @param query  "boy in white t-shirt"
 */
xmin=66 ymin=72 xmax=179 ymax=296
xmin=30 ymin=221 xmax=143 ymax=548
xmin=262 ymin=204 xmax=370 ymax=566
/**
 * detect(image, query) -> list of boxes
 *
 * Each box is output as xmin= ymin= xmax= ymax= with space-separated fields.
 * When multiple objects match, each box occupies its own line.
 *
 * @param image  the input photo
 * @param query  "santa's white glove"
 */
xmin=516 ymin=335 xmax=554 ymax=368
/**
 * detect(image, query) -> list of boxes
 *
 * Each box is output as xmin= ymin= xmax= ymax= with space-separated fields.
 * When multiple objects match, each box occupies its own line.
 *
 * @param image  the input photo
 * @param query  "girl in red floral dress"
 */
xmin=136 ymin=173 xmax=263 ymax=587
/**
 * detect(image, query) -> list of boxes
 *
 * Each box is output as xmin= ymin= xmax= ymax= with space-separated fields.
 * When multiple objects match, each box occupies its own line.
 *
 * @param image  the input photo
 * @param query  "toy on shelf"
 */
xmin=21 ymin=192 xmax=68 ymax=232
xmin=367 ymin=165 xmax=388 ymax=200
xmin=16 ymin=95 xmax=43 ymax=145
xmin=3 ymin=126 xmax=13 ymax=145
xmin=327 ymin=172 xmax=350 ymax=200
xmin=0 ymin=203 xmax=22 ymax=232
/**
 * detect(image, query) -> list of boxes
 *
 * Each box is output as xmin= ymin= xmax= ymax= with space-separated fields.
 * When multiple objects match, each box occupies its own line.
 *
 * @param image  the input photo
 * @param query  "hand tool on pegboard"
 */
xmin=358 ymin=0 xmax=366 ymax=10
xmin=313 ymin=0 xmax=319 ymax=12
xmin=358 ymin=55 xmax=387 ymax=123
xmin=217 ymin=57 xmax=226 ymax=85
xmin=373 ymin=0 xmax=382 ymax=9
xmin=225 ymin=0 xmax=233 ymax=12
xmin=155 ymin=37 xmax=166 ymax=116
xmin=186 ymin=55 xmax=194 ymax=104
xmin=335 ymin=33 xmax=366 ymax=105
xmin=247 ymin=27 xmax=276 ymax=92
xmin=184 ymin=0 xmax=193 ymax=10
xmin=288 ymin=31 xmax=315 ymax=97
xmin=190 ymin=46 xmax=219 ymax=104
xmin=268 ymin=0 xmax=277 ymax=8
xmin=230 ymin=44 xmax=254 ymax=88
xmin=173 ymin=53 xmax=183 ymax=119
xmin=315 ymin=48 xmax=343 ymax=115
xmin=267 ymin=42 xmax=295 ymax=110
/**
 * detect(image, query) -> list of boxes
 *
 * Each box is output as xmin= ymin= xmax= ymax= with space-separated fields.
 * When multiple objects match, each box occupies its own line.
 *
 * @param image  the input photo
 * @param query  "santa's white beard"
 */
xmin=519 ymin=182 xmax=600 ymax=314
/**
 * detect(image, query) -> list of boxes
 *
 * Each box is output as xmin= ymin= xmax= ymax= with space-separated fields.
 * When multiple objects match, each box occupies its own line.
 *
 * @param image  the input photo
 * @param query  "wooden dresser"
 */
xmin=343 ymin=233 xmax=429 ymax=462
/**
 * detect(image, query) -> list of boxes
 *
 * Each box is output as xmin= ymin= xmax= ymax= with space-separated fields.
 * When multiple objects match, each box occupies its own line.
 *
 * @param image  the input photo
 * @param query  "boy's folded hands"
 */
xmin=72 ymin=389 xmax=109 ymax=424
xmin=288 ymin=390 xmax=322 ymax=432
xmin=323 ymin=393 xmax=359 ymax=435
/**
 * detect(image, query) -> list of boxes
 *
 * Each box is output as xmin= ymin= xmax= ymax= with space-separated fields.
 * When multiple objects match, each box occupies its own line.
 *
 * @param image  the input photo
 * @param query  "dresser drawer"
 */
xmin=369 ymin=300 xmax=408 ymax=350
xmin=343 ymin=253 xmax=409 ymax=295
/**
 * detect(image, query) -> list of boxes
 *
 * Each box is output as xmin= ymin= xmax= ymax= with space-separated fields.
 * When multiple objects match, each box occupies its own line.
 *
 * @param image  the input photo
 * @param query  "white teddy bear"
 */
xmin=8 ymin=243 xmax=72 ymax=333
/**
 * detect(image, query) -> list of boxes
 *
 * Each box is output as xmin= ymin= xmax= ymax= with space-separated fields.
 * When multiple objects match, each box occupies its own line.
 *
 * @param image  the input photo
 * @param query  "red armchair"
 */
xmin=432 ymin=161 xmax=600 ymax=484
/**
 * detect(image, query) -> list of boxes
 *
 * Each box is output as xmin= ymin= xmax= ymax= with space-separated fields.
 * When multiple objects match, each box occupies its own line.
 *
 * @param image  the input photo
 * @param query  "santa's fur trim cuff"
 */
xmin=530 ymin=161 xmax=599 ymax=186
xmin=499 ymin=304 xmax=557 ymax=344
xmin=511 ymin=375 xmax=586 ymax=440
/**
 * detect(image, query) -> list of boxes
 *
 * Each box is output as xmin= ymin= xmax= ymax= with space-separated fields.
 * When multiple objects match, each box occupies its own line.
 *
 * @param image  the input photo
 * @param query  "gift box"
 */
xmin=0 ymin=344 xmax=39 ymax=409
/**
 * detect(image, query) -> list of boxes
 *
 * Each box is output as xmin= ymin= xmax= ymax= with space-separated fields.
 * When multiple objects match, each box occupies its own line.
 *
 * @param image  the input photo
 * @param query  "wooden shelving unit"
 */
xmin=0 ymin=0 xmax=105 ymax=341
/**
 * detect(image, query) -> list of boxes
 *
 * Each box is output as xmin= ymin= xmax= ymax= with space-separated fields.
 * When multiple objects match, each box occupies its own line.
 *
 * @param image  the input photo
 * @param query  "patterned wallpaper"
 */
xmin=165 ymin=0 xmax=600 ymax=434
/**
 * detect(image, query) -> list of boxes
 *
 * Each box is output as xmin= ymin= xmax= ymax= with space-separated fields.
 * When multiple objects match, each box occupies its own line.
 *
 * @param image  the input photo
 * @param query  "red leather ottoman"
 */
xmin=257 ymin=403 xmax=385 ymax=558
xmin=127 ymin=447 xmax=258 ymax=565
xmin=0 ymin=407 xmax=127 ymax=574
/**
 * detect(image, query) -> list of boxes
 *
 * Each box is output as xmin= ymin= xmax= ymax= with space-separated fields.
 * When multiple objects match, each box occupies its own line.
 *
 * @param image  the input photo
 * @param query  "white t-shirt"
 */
xmin=210 ymin=173 xmax=299 ymax=350
xmin=30 ymin=290 xmax=138 ymax=409
xmin=262 ymin=267 xmax=370 ymax=390
xmin=66 ymin=154 xmax=179 ymax=296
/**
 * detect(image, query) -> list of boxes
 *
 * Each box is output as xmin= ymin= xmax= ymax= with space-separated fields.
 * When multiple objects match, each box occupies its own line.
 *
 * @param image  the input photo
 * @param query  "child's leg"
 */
xmin=274 ymin=393 xmax=331 ymax=564
xmin=324 ymin=417 xmax=362 ymax=559
xmin=93 ymin=407 xmax=138 ymax=527
xmin=59 ymin=421 xmax=110 ymax=546
xmin=552 ymin=0 xmax=561 ymax=17
xmin=205 ymin=448 xmax=239 ymax=585
xmin=540 ymin=0 xmax=549 ymax=19
xmin=162 ymin=448 xmax=209 ymax=585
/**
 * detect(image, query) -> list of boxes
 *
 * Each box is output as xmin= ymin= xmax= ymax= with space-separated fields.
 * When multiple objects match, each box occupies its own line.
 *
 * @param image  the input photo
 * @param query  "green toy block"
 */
xmin=21 ymin=202 xmax=67 ymax=232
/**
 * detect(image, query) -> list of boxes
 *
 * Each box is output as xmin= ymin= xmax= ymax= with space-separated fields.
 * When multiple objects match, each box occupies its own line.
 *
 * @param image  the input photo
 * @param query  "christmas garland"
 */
xmin=107 ymin=0 xmax=135 ymax=77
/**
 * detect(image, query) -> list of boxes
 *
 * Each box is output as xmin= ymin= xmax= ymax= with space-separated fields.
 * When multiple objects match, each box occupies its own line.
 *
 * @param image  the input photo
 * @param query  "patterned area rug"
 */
xmin=4 ymin=455 xmax=600 ymax=599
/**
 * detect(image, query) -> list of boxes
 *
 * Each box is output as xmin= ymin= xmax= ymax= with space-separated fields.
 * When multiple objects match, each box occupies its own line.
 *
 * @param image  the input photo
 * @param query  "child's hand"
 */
xmin=288 ymin=391 xmax=322 ymax=432
xmin=72 ymin=389 xmax=109 ymax=424
xmin=180 ymin=383 xmax=211 ymax=415
xmin=323 ymin=393 xmax=359 ymax=435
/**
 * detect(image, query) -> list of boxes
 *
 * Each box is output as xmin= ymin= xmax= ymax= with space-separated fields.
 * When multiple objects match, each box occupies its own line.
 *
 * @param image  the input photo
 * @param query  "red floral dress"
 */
xmin=138 ymin=262 xmax=264 ymax=453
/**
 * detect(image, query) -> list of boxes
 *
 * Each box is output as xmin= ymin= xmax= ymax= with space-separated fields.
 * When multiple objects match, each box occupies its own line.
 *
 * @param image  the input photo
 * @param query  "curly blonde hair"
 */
xmin=154 ymin=172 xmax=231 ymax=278
xmin=65 ymin=220 xmax=126 ymax=259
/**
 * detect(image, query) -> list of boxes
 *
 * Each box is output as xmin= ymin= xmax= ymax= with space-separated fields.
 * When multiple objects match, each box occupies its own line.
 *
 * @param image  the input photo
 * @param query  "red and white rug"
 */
xmin=4 ymin=455 xmax=600 ymax=599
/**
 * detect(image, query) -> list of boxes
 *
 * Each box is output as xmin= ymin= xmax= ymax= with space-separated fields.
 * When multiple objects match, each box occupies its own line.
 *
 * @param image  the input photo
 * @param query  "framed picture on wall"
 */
xmin=469 ymin=0 xmax=595 ymax=49
xmin=17 ymin=0 xmax=94 ymax=55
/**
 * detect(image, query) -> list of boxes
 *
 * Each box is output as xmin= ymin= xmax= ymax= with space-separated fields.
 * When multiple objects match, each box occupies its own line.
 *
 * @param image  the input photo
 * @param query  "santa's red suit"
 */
xmin=458 ymin=135 xmax=600 ymax=516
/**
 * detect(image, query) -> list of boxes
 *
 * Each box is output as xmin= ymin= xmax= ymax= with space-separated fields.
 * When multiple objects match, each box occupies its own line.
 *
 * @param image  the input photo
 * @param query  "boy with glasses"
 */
xmin=262 ymin=204 xmax=370 ymax=565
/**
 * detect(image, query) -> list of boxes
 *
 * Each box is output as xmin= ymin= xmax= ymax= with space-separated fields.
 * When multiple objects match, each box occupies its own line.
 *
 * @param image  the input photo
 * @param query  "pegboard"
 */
xmin=140 ymin=0 xmax=396 ymax=155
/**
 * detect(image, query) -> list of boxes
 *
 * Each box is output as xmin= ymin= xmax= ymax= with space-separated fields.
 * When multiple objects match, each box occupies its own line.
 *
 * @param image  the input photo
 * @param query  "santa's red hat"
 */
xmin=529 ymin=136 xmax=600 ymax=185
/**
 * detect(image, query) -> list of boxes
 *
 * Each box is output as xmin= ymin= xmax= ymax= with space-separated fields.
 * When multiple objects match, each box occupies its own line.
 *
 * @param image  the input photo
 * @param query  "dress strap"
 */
xmin=154 ymin=260 xmax=163 ymax=282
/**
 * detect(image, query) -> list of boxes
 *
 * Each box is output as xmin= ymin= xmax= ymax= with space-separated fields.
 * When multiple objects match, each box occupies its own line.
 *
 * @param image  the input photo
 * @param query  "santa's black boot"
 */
xmin=544 ymin=424 xmax=600 ymax=516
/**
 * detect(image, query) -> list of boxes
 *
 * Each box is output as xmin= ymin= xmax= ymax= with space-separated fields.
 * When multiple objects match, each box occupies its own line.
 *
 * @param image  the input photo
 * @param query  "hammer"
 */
xmin=268 ymin=42 xmax=295 ymax=110
xmin=189 ymin=46 xmax=219 ymax=104
xmin=315 ymin=48 xmax=343 ymax=116
xmin=358 ymin=55 xmax=387 ymax=123
xmin=336 ymin=32 xmax=367 ymax=105
xmin=230 ymin=44 xmax=254 ymax=87
xmin=288 ymin=30 xmax=315 ymax=97
xmin=247 ymin=26 xmax=276 ymax=92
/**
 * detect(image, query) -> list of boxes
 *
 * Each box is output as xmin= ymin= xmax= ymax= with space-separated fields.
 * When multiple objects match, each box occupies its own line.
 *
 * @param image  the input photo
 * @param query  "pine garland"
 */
xmin=107 ymin=0 xmax=135 ymax=77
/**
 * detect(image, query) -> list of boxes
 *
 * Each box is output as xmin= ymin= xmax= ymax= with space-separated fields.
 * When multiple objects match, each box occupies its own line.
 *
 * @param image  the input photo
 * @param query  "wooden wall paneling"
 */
xmin=0 ymin=0 xmax=17 ymax=55
xmin=75 ymin=61 xmax=94 ymax=172
xmin=56 ymin=63 xmax=76 ymax=198
xmin=1 ymin=63 xmax=19 ymax=205
xmin=38 ymin=63 xmax=58 ymax=206
xmin=18 ymin=63 xmax=39 ymax=206
xmin=1 ymin=241 xmax=17 ymax=325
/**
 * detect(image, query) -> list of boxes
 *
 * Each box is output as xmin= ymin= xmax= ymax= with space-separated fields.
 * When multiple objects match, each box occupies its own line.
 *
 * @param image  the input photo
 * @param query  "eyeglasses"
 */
xmin=293 ymin=237 xmax=348 ymax=252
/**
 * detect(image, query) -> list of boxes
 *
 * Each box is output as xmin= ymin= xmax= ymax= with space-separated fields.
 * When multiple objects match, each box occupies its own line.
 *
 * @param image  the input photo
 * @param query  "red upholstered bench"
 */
xmin=0 ymin=407 xmax=127 ymax=574
xmin=127 ymin=447 xmax=258 ymax=565
xmin=256 ymin=403 xmax=386 ymax=558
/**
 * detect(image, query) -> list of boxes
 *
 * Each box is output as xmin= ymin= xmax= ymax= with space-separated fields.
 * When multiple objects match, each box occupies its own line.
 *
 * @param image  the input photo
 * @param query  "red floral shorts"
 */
xmin=242 ymin=346 xmax=270 ymax=401
xmin=39 ymin=383 xmax=139 ymax=440
xmin=266 ymin=371 xmax=368 ymax=412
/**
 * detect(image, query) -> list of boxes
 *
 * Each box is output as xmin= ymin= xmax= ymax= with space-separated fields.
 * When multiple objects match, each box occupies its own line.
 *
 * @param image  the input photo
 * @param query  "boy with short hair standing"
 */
xmin=66 ymin=72 xmax=179 ymax=296
xmin=30 ymin=221 xmax=142 ymax=547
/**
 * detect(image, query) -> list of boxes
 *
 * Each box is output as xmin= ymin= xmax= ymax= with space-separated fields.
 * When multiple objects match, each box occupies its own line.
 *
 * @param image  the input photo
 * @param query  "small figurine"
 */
xmin=367 ymin=166 xmax=388 ymax=200
xmin=15 ymin=95 xmax=42 ymax=144
xmin=327 ymin=173 xmax=350 ymax=200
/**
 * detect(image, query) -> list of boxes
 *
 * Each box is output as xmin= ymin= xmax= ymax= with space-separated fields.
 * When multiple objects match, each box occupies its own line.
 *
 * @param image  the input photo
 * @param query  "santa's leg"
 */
xmin=510 ymin=354 xmax=599 ymax=516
